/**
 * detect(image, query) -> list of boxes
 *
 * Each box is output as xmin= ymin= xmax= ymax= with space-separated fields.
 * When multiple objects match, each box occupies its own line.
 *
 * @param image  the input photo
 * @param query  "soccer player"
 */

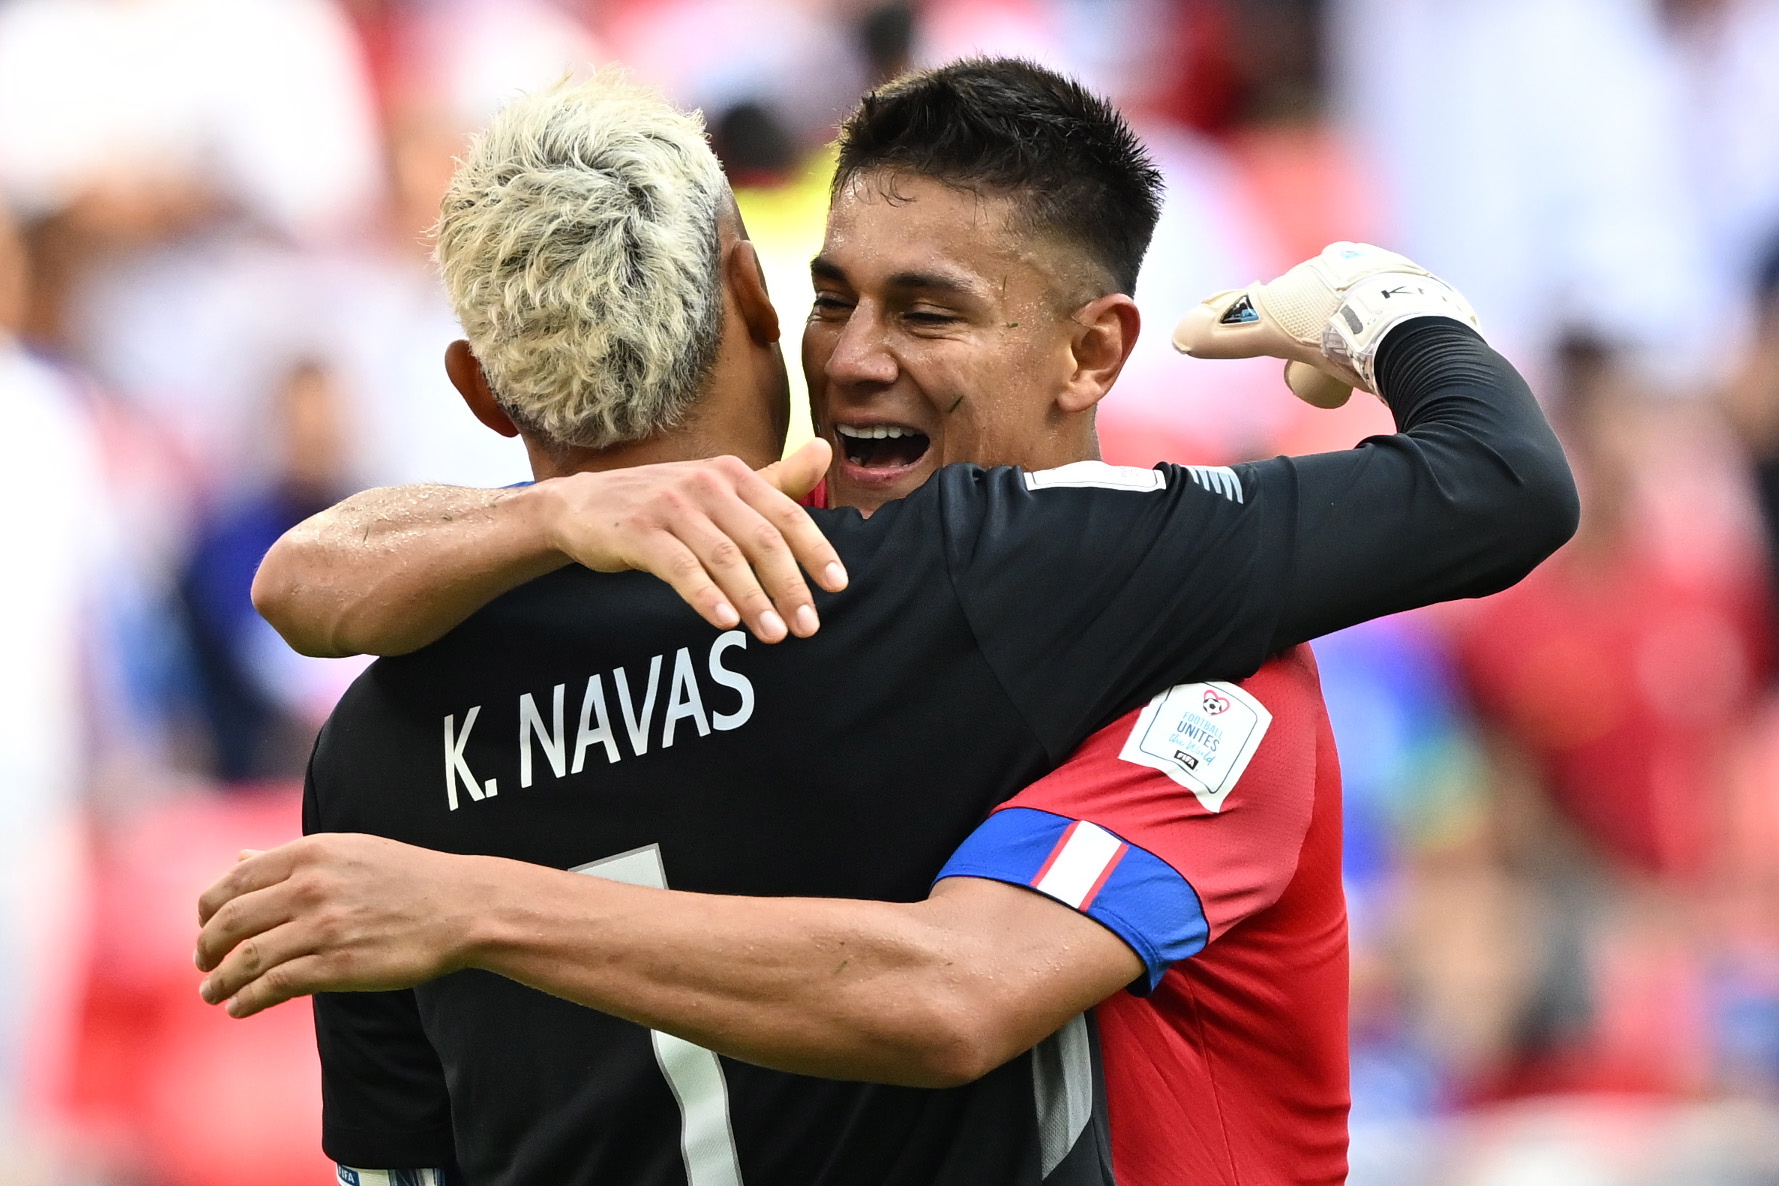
xmin=198 ymin=66 xmax=1573 ymax=1186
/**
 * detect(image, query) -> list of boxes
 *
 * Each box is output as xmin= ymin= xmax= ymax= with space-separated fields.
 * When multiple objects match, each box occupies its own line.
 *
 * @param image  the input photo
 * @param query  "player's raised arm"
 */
xmin=942 ymin=244 xmax=1579 ymax=756
xmin=252 ymin=439 xmax=846 ymax=657
xmin=1195 ymin=244 xmax=1580 ymax=645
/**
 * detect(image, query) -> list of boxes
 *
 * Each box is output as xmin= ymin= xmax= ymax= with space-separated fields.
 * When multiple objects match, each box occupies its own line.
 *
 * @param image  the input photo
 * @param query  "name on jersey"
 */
xmin=441 ymin=630 xmax=755 ymax=810
xmin=1117 ymin=680 xmax=1271 ymax=812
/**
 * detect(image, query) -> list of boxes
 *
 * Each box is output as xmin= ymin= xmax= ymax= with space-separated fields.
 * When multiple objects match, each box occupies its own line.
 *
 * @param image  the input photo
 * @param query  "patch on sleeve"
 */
xmin=1023 ymin=461 xmax=1167 ymax=492
xmin=1118 ymin=681 xmax=1272 ymax=812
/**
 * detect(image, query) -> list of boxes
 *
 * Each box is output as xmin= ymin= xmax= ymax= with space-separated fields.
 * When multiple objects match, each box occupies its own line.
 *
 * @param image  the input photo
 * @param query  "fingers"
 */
xmin=197 ymin=843 xmax=301 ymax=927
xmin=196 ymin=874 xmax=299 ymax=974
xmin=224 ymin=951 xmax=335 ymax=1019
xmin=563 ymin=453 xmax=847 ymax=643
xmin=635 ymin=530 xmax=788 ymax=643
xmin=752 ymin=446 xmax=848 ymax=596
xmin=200 ymin=915 xmax=312 ymax=1005
xmin=1172 ymin=289 xmax=1271 ymax=358
xmin=1282 ymin=360 xmax=1354 ymax=409
xmin=756 ymin=438 xmax=831 ymax=504
xmin=633 ymin=460 xmax=846 ymax=644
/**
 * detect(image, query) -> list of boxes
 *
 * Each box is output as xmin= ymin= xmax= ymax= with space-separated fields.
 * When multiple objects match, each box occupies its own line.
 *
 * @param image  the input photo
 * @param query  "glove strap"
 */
xmin=1324 ymin=272 xmax=1481 ymax=392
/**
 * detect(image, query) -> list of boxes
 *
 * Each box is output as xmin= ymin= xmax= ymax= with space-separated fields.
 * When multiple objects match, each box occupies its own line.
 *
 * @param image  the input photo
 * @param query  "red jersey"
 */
xmin=939 ymin=647 xmax=1349 ymax=1184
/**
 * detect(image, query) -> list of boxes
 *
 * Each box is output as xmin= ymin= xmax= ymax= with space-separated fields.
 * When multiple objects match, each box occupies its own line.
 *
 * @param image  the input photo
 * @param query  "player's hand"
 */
xmin=194 ymin=834 xmax=489 ymax=1018
xmin=540 ymin=437 xmax=847 ymax=644
xmin=1171 ymin=242 xmax=1480 ymax=408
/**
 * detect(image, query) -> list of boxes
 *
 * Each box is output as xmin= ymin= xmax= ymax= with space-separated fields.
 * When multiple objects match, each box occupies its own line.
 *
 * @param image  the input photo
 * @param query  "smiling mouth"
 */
xmin=835 ymin=424 xmax=932 ymax=470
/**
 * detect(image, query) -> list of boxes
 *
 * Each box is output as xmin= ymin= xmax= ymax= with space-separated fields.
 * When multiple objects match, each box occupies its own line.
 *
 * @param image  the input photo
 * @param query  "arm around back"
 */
xmin=251 ymin=443 xmax=846 ymax=657
xmin=251 ymin=482 xmax=567 ymax=658
xmin=193 ymin=834 xmax=1140 ymax=1089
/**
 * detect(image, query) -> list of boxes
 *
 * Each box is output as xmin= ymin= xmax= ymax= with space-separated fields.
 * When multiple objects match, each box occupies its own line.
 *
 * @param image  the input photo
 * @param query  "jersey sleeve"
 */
xmin=304 ymin=756 xmax=456 ymax=1170
xmin=934 ymin=648 xmax=1324 ymax=993
xmin=313 ymin=988 xmax=455 ymax=1167
xmin=934 ymin=319 xmax=1576 ymax=759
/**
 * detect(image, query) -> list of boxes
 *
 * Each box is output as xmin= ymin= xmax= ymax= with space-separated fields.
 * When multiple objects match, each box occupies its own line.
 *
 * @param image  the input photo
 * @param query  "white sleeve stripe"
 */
xmin=1023 ymin=461 xmax=1167 ymax=492
xmin=1032 ymin=821 xmax=1127 ymax=909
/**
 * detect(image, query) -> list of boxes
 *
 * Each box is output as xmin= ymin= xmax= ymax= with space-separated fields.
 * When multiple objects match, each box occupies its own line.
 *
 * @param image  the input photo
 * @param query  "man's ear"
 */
xmin=727 ymin=239 xmax=780 ymax=347
xmin=445 ymin=339 xmax=520 ymax=438
xmin=1058 ymin=294 xmax=1141 ymax=415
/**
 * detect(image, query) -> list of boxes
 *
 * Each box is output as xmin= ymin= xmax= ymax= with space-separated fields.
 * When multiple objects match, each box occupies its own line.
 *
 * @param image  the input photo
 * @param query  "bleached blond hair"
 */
xmin=435 ymin=74 xmax=728 ymax=449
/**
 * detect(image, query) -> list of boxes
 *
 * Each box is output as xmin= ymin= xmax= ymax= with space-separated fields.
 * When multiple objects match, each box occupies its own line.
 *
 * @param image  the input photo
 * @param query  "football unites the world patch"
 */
xmin=1117 ymin=681 xmax=1272 ymax=812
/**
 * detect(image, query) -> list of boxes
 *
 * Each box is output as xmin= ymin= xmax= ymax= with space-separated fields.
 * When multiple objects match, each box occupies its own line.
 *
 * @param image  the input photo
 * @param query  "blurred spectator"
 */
xmin=1728 ymin=236 xmax=1779 ymax=644
xmin=1434 ymin=338 xmax=1773 ymax=1109
xmin=599 ymin=0 xmax=864 ymax=146
xmin=179 ymin=361 xmax=353 ymax=782
xmin=0 ymin=201 xmax=103 ymax=1167
xmin=713 ymin=101 xmax=801 ymax=188
xmin=859 ymin=1 xmax=915 ymax=85
xmin=1458 ymin=340 xmax=1771 ymax=881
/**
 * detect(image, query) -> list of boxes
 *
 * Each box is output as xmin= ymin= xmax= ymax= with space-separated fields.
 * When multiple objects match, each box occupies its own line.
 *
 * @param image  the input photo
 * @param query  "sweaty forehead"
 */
xmin=820 ymin=172 xmax=1091 ymax=305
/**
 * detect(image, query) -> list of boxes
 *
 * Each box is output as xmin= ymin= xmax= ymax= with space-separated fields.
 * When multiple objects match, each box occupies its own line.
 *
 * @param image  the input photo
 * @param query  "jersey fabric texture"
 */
xmin=306 ymin=320 xmax=1574 ymax=1186
xmin=939 ymin=646 xmax=1348 ymax=1184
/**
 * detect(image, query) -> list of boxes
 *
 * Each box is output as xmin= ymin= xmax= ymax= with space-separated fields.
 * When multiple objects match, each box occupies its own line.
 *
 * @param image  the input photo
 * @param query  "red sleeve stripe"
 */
xmin=1032 ymin=819 xmax=1129 ymax=910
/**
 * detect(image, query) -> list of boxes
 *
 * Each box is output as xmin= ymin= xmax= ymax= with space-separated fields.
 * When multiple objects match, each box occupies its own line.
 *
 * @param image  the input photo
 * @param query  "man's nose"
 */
xmin=824 ymin=306 xmax=898 ymax=388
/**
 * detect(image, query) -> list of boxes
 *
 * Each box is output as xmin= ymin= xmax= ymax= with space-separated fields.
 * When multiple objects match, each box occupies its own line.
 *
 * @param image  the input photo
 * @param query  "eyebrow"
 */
xmin=810 ymin=255 xmax=983 ymax=298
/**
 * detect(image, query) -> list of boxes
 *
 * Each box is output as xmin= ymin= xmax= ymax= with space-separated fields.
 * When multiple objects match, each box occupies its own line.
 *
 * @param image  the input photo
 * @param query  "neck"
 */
xmin=524 ymin=396 xmax=781 ymax=481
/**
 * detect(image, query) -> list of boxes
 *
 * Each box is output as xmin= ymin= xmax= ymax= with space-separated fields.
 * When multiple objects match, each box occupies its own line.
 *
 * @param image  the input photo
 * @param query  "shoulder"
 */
xmin=1012 ymin=645 xmax=1327 ymax=824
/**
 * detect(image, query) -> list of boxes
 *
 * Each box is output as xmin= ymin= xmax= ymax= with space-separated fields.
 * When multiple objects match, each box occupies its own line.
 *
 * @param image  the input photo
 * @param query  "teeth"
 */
xmin=836 ymin=425 xmax=916 ymax=440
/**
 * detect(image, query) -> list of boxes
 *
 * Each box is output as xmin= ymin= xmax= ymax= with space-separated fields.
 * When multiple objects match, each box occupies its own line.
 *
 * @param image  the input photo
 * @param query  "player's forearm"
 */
xmin=464 ymin=861 xmax=1043 ymax=1088
xmin=252 ymin=483 xmax=567 ymax=657
xmin=1272 ymin=318 xmax=1580 ymax=646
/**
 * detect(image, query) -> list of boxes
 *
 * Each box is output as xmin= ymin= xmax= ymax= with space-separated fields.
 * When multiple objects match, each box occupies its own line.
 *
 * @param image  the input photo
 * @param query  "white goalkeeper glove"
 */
xmin=1171 ymin=242 xmax=1481 ymax=409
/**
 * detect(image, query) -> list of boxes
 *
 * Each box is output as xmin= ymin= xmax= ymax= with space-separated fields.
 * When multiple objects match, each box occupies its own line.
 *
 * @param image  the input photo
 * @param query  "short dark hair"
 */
xmin=834 ymin=58 xmax=1164 ymax=296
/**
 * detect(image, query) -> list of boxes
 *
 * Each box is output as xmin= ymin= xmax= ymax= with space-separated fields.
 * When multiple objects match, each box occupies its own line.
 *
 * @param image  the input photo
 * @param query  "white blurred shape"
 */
xmin=916 ymin=0 xmax=1064 ymax=68
xmin=0 ymin=340 xmax=105 ymax=1126
xmin=1331 ymin=0 xmax=1720 ymax=389
xmin=407 ymin=0 xmax=605 ymax=130
xmin=0 ymin=0 xmax=383 ymax=240
xmin=1668 ymin=0 xmax=1779 ymax=294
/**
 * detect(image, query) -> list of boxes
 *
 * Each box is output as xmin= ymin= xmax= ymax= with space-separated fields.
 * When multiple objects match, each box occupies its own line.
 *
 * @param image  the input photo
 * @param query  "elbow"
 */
xmin=250 ymin=540 xmax=354 ymax=659
xmin=1476 ymin=438 xmax=1580 ymax=591
xmin=1516 ymin=441 xmax=1582 ymax=567
xmin=889 ymin=994 xmax=1024 ymax=1089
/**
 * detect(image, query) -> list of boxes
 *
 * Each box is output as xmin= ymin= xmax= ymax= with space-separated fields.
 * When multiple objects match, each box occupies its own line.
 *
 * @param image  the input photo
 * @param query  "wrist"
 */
xmin=512 ymin=476 xmax=585 ymax=564
xmin=452 ymin=855 xmax=556 ymax=975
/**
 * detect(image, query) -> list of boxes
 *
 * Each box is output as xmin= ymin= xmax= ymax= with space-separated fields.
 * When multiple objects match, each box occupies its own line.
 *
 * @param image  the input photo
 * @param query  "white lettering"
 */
xmin=707 ymin=631 xmax=754 ymax=732
xmin=615 ymin=655 xmax=664 ymax=757
xmin=572 ymin=674 xmax=622 ymax=772
xmin=444 ymin=707 xmax=494 ymax=810
xmin=662 ymin=648 xmax=711 ymax=748
xmin=519 ymin=684 xmax=567 ymax=788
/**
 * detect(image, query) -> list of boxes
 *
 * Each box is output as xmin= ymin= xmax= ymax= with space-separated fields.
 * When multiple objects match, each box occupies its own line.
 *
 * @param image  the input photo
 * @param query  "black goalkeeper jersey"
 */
xmin=307 ymin=322 xmax=1576 ymax=1186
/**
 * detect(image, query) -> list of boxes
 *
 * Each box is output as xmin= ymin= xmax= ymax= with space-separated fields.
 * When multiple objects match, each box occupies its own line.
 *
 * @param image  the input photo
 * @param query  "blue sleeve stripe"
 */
xmin=936 ymin=807 xmax=1209 ymax=994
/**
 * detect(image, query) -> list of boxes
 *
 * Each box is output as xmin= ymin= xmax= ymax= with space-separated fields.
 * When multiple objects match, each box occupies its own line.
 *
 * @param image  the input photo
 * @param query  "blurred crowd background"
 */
xmin=5 ymin=0 xmax=1779 ymax=1182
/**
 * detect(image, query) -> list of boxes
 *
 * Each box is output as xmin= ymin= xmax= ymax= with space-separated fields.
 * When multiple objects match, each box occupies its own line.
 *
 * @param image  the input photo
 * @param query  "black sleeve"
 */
xmin=304 ymin=752 xmax=456 ymax=1169
xmin=315 ymin=991 xmax=457 ymax=1168
xmin=941 ymin=317 xmax=1578 ymax=759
